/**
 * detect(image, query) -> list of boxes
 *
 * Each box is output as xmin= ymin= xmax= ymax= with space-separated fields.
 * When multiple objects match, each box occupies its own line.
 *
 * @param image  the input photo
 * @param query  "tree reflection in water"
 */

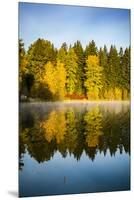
xmin=40 ymin=111 xmax=67 ymax=143
xmin=84 ymin=107 xmax=103 ymax=148
xmin=19 ymin=103 xmax=130 ymax=170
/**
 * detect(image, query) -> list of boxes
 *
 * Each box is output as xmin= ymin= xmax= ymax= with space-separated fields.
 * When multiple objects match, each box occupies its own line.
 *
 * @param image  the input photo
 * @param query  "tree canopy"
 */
xmin=19 ymin=38 xmax=130 ymax=101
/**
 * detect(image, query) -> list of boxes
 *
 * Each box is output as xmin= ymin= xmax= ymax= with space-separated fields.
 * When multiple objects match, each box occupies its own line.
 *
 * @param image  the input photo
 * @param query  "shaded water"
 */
xmin=19 ymin=102 xmax=130 ymax=197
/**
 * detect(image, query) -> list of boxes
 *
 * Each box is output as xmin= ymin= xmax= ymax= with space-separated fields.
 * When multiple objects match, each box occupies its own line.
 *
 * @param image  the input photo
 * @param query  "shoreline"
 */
xmin=20 ymin=100 xmax=130 ymax=104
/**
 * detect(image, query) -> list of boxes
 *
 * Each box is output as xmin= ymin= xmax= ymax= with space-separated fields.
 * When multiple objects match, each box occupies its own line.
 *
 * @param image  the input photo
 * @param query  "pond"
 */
xmin=19 ymin=101 xmax=130 ymax=197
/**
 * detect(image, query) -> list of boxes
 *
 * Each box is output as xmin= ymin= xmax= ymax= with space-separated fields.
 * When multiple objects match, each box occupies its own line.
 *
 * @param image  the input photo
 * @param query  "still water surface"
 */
xmin=19 ymin=102 xmax=130 ymax=197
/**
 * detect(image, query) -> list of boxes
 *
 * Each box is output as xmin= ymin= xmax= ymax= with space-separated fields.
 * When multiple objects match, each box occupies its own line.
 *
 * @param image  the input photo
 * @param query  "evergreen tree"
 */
xmin=85 ymin=40 xmax=98 ymax=58
xmin=19 ymin=39 xmax=26 ymax=94
xmin=84 ymin=55 xmax=103 ymax=100
xmin=19 ymin=37 xmax=130 ymax=101
xmin=19 ymin=39 xmax=34 ymax=97
xmin=26 ymin=39 xmax=57 ymax=98
xmin=73 ymin=40 xmax=85 ymax=95
xmin=27 ymin=38 xmax=57 ymax=76
xmin=107 ymin=45 xmax=120 ymax=88
xmin=105 ymin=45 xmax=122 ymax=99
xmin=118 ymin=47 xmax=124 ymax=95
xmin=98 ymin=46 xmax=108 ymax=98
xmin=119 ymin=47 xmax=124 ymax=65
xmin=55 ymin=61 xmax=66 ymax=100
xmin=57 ymin=45 xmax=67 ymax=64
xmin=121 ymin=47 xmax=130 ymax=99
xmin=19 ymin=39 xmax=26 ymax=73
xmin=65 ymin=48 xmax=78 ymax=95
xmin=61 ymin=42 xmax=68 ymax=52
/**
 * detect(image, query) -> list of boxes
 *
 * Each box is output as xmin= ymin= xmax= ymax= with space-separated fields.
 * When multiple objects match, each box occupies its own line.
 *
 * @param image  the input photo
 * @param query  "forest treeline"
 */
xmin=19 ymin=39 xmax=130 ymax=101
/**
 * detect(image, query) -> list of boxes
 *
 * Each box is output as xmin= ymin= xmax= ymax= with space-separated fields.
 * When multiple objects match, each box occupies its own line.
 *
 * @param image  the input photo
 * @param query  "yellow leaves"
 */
xmin=86 ymin=133 xmax=102 ymax=148
xmin=122 ymin=89 xmax=129 ymax=100
xmin=19 ymin=55 xmax=28 ymax=85
xmin=55 ymin=61 xmax=67 ymax=100
xmin=104 ymin=88 xmax=122 ymax=100
xmin=43 ymin=62 xmax=57 ymax=95
xmin=19 ymin=58 xmax=28 ymax=74
xmin=114 ymin=87 xmax=122 ymax=100
xmin=86 ymin=55 xmax=99 ymax=66
xmin=85 ymin=55 xmax=103 ymax=100
xmin=84 ymin=107 xmax=103 ymax=148
xmin=41 ymin=111 xmax=67 ymax=143
xmin=43 ymin=61 xmax=66 ymax=100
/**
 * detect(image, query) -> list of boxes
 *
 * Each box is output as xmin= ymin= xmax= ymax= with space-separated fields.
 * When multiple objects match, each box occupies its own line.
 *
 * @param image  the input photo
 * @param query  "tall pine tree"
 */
xmin=73 ymin=40 xmax=85 ymax=95
xmin=85 ymin=40 xmax=98 ymax=59
xmin=98 ymin=46 xmax=108 ymax=98
xmin=65 ymin=48 xmax=78 ymax=95
xmin=121 ymin=47 xmax=130 ymax=99
xmin=84 ymin=55 xmax=103 ymax=100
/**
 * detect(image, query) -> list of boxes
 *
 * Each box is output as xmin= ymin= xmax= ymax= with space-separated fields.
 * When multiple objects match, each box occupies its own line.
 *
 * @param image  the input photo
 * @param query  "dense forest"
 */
xmin=19 ymin=39 xmax=130 ymax=101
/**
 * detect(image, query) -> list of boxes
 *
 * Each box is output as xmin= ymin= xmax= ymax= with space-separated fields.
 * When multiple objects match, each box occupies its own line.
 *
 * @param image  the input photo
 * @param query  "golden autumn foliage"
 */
xmin=84 ymin=107 xmax=103 ymax=147
xmin=41 ymin=111 xmax=67 ymax=143
xmin=19 ymin=39 xmax=130 ymax=101
xmin=43 ymin=62 xmax=57 ymax=95
xmin=43 ymin=61 xmax=66 ymax=100
xmin=85 ymin=55 xmax=103 ymax=100
xmin=55 ymin=61 xmax=66 ymax=100
xmin=114 ymin=87 xmax=122 ymax=100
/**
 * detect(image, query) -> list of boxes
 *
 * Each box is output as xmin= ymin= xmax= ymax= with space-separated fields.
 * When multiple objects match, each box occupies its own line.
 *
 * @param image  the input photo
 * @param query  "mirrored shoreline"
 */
xmin=19 ymin=102 xmax=130 ymax=197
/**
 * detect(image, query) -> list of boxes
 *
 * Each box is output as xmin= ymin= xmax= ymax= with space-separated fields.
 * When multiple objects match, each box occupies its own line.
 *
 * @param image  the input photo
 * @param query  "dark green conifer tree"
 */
xmin=73 ymin=40 xmax=85 ymax=95
xmin=98 ymin=46 xmax=108 ymax=99
xmin=121 ymin=47 xmax=130 ymax=99
xmin=85 ymin=40 xmax=98 ymax=58
xmin=65 ymin=48 xmax=78 ymax=95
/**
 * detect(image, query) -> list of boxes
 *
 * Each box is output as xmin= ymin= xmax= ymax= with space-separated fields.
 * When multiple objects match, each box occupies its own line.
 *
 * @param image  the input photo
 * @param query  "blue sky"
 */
xmin=19 ymin=2 xmax=130 ymax=51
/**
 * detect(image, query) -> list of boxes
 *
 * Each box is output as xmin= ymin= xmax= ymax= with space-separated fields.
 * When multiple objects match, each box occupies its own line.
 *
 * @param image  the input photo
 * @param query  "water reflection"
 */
xmin=19 ymin=103 xmax=130 ymax=170
xmin=84 ymin=107 xmax=103 ymax=147
xmin=41 ymin=111 xmax=67 ymax=143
